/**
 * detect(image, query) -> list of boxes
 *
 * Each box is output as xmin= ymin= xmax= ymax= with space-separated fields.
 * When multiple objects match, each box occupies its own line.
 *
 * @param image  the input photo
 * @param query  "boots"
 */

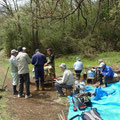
xmin=41 ymin=83 xmax=45 ymax=91
xmin=35 ymin=81 xmax=40 ymax=91
xmin=13 ymin=85 xmax=18 ymax=95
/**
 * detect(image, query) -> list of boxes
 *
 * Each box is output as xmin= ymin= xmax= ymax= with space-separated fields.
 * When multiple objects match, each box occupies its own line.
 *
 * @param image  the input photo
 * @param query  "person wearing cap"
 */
xmin=55 ymin=63 xmax=73 ymax=96
xmin=32 ymin=49 xmax=47 ymax=91
xmin=99 ymin=62 xmax=114 ymax=87
xmin=22 ymin=47 xmax=27 ymax=53
xmin=16 ymin=46 xmax=32 ymax=98
xmin=46 ymin=48 xmax=56 ymax=77
xmin=9 ymin=49 xmax=18 ymax=95
xmin=98 ymin=59 xmax=104 ymax=64
xmin=73 ymin=57 xmax=83 ymax=80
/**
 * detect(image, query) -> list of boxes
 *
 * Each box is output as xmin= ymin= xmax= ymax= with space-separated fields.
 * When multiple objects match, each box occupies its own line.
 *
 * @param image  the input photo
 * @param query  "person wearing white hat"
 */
xmin=16 ymin=46 xmax=32 ymax=98
xmin=73 ymin=57 xmax=83 ymax=80
xmin=22 ymin=47 xmax=27 ymax=53
xmin=55 ymin=63 xmax=73 ymax=96
xmin=9 ymin=49 xmax=18 ymax=95
xmin=98 ymin=62 xmax=114 ymax=87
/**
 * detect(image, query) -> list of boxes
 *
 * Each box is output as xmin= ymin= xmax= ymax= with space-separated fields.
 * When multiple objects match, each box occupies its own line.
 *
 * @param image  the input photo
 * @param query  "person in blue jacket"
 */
xmin=32 ymin=49 xmax=47 ymax=91
xmin=99 ymin=62 xmax=114 ymax=87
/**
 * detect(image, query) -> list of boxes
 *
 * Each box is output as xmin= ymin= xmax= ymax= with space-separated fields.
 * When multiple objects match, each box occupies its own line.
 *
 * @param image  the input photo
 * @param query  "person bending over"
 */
xmin=99 ymin=62 xmax=114 ymax=87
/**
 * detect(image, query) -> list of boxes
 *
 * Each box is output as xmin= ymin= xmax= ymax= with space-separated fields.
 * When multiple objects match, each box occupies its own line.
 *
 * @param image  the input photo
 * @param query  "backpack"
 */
xmin=81 ymin=108 xmax=103 ymax=120
xmin=74 ymin=93 xmax=92 ymax=110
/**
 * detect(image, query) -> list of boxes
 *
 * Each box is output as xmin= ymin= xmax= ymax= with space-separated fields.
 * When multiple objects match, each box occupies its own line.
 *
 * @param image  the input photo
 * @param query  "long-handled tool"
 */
xmin=0 ymin=67 xmax=9 ymax=91
xmin=72 ymin=97 xmax=77 ymax=111
xmin=61 ymin=110 xmax=66 ymax=120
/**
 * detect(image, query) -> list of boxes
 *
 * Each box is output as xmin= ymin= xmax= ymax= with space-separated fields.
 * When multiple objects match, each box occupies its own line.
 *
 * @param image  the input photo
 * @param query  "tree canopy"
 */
xmin=0 ymin=0 xmax=119 ymax=56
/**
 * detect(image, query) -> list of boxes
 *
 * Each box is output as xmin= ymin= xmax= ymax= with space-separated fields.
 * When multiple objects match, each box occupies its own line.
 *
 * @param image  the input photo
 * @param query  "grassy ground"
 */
xmin=0 ymin=76 xmax=11 ymax=120
xmin=55 ymin=52 xmax=120 ymax=76
xmin=0 ymin=52 xmax=11 ymax=120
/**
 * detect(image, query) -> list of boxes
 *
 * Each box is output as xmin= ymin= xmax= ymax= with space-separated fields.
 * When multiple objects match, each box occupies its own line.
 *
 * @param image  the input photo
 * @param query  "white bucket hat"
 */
xmin=11 ymin=49 xmax=18 ymax=54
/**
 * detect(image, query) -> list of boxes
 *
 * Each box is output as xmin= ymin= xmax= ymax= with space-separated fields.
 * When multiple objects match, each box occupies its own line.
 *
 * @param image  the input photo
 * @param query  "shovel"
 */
xmin=0 ymin=67 xmax=9 ymax=91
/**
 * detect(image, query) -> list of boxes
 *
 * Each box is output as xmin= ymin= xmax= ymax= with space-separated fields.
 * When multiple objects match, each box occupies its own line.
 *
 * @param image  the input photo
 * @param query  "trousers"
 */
xmin=18 ymin=73 xmax=30 ymax=96
xmin=34 ymin=66 xmax=44 ymax=87
xmin=11 ymin=72 xmax=19 ymax=86
xmin=55 ymin=83 xmax=72 ymax=95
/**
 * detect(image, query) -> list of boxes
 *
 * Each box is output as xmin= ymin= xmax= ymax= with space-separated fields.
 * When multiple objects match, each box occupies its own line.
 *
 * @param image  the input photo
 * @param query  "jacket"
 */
xmin=9 ymin=55 xmax=18 ymax=73
xmin=57 ymin=69 xmax=74 ymax=85
xmin=73 ymin=61 xmax=83 ymax=71
xmin=101 ymin=65 xmax=114 ymax=77
xmin=16 ymin=52 xmax=31 ymax=74
xmin=32 ymin=52 xmax=47 ymax=67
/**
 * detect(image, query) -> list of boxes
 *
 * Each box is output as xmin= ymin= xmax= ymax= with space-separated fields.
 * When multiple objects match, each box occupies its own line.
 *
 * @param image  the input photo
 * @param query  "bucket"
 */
xmin=87 ymin=70 xmax=95 ymax=78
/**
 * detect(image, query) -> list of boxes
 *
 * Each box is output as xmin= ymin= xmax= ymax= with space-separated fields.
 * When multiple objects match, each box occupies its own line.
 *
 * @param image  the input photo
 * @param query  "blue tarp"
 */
xmin=68 ymin=82 xmax=120 ymax=120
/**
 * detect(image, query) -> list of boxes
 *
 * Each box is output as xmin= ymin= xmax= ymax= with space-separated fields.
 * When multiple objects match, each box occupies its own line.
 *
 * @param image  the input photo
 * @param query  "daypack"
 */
xmin=81 ymin=108 xmax=103 ymax=120
xmin=74 ymin=93 xmax=92 ymax=109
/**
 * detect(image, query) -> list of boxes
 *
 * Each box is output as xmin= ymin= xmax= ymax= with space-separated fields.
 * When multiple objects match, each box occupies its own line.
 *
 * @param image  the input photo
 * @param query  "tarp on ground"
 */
xmin=68 ymin=82 xmax=120 ymax=120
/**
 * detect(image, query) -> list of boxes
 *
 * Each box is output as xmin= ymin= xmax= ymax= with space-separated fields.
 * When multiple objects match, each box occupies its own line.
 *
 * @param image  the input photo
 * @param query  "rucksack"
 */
xmin=81 ymin=108 xmax=103 ymax=120
xmin=74 ymin=93 xmax=92 ymax=109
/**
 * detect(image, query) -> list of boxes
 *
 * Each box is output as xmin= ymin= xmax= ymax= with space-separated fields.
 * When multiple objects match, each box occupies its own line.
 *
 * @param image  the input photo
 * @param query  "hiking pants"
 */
xmin=99 ymin=74 xmax=113 ymax=87
xmin=34 ymin=66 xmax=44 ymax=87
xmin=75 ymin=70 xmax=82 ymax=80
xmin=104 ymin=76 xmax=113 ymax=87
xmin=55 ymin=83 xmax=72 ymax=95
xmin=11 ymin=72 xmax=19 ymax=86
xmin=18 ymin=73 xmax=30 ymax=96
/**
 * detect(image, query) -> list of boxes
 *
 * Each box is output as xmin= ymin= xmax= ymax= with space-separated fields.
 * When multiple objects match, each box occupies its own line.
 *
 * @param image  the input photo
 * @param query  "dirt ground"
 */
xmin=0 ymin=63 xmax=68 ymax=120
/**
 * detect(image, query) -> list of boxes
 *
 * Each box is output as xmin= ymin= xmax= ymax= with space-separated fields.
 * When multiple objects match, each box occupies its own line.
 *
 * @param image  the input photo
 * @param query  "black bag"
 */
xmin=74 ymin=93 xmax=92 ymax=108
xmin=81 ymin=108 xmax=103 ymax=120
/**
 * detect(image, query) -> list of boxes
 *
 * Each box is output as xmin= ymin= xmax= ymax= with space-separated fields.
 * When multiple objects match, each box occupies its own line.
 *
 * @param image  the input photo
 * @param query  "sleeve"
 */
xmin=44 ymin=55 xmax=47 ymax=64
xmin=73 ymin=63 xmax=75 ymax=69
xmin=48 ymin=55 xmax=54 ymax=64
xmin=102 ymin=68 xmax=109 ymax=76
xmin=26 ymin=54 xmax=31 ymax=64
xmin=12 ymin=58 xmax=18 ymax=67
xmin=32 ymin=56 xmax=35 ymax=65
xmin=57 ymin=72 xmax=68 ymax=84
xmin=81 ymin=63 xmax=83 ymax=70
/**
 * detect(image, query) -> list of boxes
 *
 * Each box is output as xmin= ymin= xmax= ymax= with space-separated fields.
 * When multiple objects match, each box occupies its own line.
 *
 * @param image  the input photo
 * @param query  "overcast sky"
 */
xmin=0 ymin=0 xmax=28 ymax=6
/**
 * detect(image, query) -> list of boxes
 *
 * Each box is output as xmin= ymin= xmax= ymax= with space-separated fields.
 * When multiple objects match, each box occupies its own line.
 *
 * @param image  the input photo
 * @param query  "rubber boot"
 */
xmin=41 ymin=83 xmax=45 ymax=91
xmin=13 ymin=85 xmax=18 ymax=95
xmin=35 ymin=81 xmax=39 ymax=91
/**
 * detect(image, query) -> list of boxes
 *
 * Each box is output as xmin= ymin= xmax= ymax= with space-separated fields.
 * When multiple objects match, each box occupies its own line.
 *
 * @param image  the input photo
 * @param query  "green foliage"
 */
xmin=0 ymin=0 xmax=119 ymax=56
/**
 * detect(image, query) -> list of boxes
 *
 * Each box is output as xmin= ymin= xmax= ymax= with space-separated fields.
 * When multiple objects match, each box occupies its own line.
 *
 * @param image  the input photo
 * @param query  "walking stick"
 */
xmin=2 ymin=67 xmax=9 ymax=90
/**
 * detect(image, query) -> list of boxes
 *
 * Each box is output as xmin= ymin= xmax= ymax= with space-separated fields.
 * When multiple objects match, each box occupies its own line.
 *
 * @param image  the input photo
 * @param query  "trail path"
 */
xmin=0 ymin=63 xmax=68 ymax=120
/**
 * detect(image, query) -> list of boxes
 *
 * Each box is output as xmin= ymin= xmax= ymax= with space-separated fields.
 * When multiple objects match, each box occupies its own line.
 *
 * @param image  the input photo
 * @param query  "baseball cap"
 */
xmin=22 ymin=47 xmax=26 ymax=50
xmin=76 ymin=57 xmax=80 ymax=61
xmin=99 ymin=62 xmax=106 ymax=68
xmin=17 ymin=46 xmax=23 ymax=52
xmin=59 ymin=63 xmax=67 ymax=69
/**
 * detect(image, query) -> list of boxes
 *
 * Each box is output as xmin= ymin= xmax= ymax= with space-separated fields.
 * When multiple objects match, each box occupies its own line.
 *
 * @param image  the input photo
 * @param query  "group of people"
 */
xmin=9 ymin=47 xmax=114 ymax=98
xmin=9 ymin=47 xmax=55 ymax=98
